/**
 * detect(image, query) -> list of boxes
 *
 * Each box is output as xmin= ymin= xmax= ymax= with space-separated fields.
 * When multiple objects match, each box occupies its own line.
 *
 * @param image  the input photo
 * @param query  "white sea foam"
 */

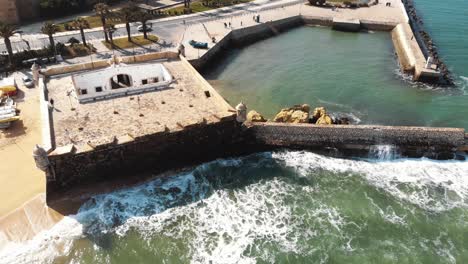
xmin=273 ymin=151 xmax=468 ymax=212
xmin=1 ymin=151 xmax=467 ymax=263
xmin=0 ymin=216 xmax=83 ymax=264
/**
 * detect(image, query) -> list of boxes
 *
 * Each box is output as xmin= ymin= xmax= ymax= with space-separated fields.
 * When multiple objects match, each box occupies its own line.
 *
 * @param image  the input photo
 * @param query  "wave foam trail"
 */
xmin=1 ymin=151 xmax=467 ymax=263
xmin=274 ymin=151 xmax=468 ymax=211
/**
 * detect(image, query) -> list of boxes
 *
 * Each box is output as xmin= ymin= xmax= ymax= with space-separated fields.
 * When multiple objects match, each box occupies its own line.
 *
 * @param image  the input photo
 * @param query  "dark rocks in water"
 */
xmin=403 ymin=0 xmax=454 ymax=86
xmin=334 ymin=117 xmax=351 ymax=125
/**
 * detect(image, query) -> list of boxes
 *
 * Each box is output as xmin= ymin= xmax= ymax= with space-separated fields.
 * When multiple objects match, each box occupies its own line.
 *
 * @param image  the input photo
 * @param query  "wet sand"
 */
xmin=0 ymin=73 xmax=63 ymax=245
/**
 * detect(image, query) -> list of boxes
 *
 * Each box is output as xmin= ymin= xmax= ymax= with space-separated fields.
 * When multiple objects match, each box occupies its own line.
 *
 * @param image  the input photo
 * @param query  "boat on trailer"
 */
xmin=0 ymin=95 xmax=20 ymax=129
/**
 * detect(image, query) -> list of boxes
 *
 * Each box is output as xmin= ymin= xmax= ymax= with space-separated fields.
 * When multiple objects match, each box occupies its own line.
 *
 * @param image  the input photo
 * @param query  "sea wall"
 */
xmin=360 ymin=20 xmax=398 ymax=31
xmin=246 ymin=122 xmax=466 ymax=159
xmin=46 ymin=116 xmax=250 ymax=197
xmin=230 ymin=15 xmax=304 ymax=46
xmin=190 ymin=16 xmax=304 ymax=71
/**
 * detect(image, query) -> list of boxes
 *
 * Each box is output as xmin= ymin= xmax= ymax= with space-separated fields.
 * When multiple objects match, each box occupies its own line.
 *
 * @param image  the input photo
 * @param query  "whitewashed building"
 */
xmin=72 ymin=63 xmax=173 ymax=103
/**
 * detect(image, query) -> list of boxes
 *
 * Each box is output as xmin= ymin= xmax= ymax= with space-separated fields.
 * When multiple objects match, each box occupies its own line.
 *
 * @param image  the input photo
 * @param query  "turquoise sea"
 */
xmin=1 ymin=1 xmax=468 ymax=263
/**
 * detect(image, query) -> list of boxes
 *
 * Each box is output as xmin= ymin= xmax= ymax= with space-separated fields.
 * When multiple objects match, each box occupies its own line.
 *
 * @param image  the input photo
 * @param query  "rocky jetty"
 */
xmin=403 ymin=0 xmax=454 ymax=85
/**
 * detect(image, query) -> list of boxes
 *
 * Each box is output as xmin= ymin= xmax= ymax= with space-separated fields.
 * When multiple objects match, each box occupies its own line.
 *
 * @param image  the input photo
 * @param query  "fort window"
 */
xmin=81 ymin=89 xmax=88 ymax=95
xmin=95 ymin=86 xmax=103 ymax=92
xmin=110 ymin=74 xmax=132 ymax=89
xmin=142 ymin=79 xmax=148 ymax=85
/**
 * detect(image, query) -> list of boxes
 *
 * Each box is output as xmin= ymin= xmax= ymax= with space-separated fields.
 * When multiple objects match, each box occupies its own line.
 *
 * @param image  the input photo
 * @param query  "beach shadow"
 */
xmin=1 ymin=119 xmax=27 ymax=138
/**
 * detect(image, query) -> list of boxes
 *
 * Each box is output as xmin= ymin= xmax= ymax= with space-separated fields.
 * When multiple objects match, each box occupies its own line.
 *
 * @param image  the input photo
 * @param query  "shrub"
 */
xmin=68 ymin=37 xmax=80 ymax=45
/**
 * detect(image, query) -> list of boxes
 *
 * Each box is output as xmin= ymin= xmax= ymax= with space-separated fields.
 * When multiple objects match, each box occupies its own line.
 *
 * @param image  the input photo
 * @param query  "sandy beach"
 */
xmin=0 ymin=73 xmax=63 ymax=245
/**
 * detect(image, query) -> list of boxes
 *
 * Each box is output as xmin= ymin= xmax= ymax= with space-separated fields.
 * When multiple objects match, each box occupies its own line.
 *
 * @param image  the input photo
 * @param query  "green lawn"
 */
xmin=57 ymin=0 xmax=252 ymax=32
xmin=102 ymin=34 xmax=159 ymax=50
xmin=57 ymin=16 xmax=123 ymax=32
xmin=166 ymin=0 xmax=252 ymax=14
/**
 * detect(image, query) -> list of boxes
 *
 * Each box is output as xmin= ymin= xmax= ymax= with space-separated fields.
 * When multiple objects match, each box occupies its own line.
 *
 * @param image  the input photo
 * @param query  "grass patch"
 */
xmin=57 ymin=16 xmax=123 ymax=32
xmin=102 ymin=34 xmax=159 ymax=50
xmin=56 ymin=0 xmax=253 ymax=32
xmin=166 ymin=0 xmax=252 ymax=15
xmin=62 ymin=44 xmax=96 ymax=58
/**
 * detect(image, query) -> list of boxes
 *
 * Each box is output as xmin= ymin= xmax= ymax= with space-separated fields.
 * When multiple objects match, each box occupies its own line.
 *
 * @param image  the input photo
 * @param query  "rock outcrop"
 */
xmin=273 ymin=104 xmax=310 ymax=123
xmin=312 ymin=107 xmax=333 ymax=125
xmin=247 ymin=110 xmax=267 ymax=122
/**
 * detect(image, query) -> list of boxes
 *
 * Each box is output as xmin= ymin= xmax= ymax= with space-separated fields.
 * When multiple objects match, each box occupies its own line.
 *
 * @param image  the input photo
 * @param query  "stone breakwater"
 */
xmin=402 ymin=0 xmax=453 ymax=85
xmin=245 ymin=122 xmax=467 ymax=160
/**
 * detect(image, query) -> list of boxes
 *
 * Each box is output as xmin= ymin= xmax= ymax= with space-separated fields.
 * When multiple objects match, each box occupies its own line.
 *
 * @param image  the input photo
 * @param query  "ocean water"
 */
xmin=2 ymin=1 xmax=468 ymax=263
xmin=2 ymin=151 xmax=468 ymax=264
xmin=205 ymin=26 xmax=468 ymax=129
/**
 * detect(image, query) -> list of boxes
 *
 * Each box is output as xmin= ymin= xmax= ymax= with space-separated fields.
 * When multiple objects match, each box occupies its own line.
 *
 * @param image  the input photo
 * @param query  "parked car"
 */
xmin=22 ymin=76 xmax=34 ymax=88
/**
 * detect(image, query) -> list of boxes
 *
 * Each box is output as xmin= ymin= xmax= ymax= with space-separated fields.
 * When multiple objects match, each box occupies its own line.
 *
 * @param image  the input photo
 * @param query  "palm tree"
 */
xmin=136 ymin=11 xmax=153 ymax=40
xmin=105 ymin=24 xmax=116 ymax=49
xmin=72 ymin=17 xmax=90 ymax=46
xmin=0 ymin=22 xmax=18 ymax=64
xmin=119 ymin=4 xmax=138 ymax=42
xmin=41 ymin=21 xmax=58 ymax=54
xmin=94 ymin=3 xmax=111 ymax=43
xmin=184 ymin=0 xmax=191 ymax=10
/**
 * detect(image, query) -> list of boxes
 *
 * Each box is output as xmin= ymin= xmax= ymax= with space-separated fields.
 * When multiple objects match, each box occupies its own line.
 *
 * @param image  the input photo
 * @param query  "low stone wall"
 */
xmin=189 ymin=31 xmax=233 ymax=71
xmin=42 ymin=51 xmax=179 ymax=77
xmin=332 ymin=18 xmax=361 ymax=32
xmin=301 ymin=15 xmax=333 ymax=27
xmin=230 ymin=16 xmax=304 ymax=46
xmin=360 ymin=20 xmax=398 ymax=31
xmin=191 ymin=16 xmax=304 ymax=71
xmin=246 ymin=122 xmax=466 ymax=158
xmin=38 ymin=77 xmax=54 ymax=152
xmin=391 ymin=23 xmax=416 ymax=72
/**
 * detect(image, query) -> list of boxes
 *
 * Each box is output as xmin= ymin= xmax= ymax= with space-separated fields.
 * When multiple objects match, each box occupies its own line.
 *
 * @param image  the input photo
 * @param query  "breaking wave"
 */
xmin=1 ymin=151 xmax=467 ymax=263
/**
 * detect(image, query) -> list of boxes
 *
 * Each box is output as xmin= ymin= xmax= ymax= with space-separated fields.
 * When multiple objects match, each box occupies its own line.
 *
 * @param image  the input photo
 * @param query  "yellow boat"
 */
xmin=0 ymin=77 xmax=18 ymax=96
xmin=0 ymin=115 xmax=20 ymax=123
